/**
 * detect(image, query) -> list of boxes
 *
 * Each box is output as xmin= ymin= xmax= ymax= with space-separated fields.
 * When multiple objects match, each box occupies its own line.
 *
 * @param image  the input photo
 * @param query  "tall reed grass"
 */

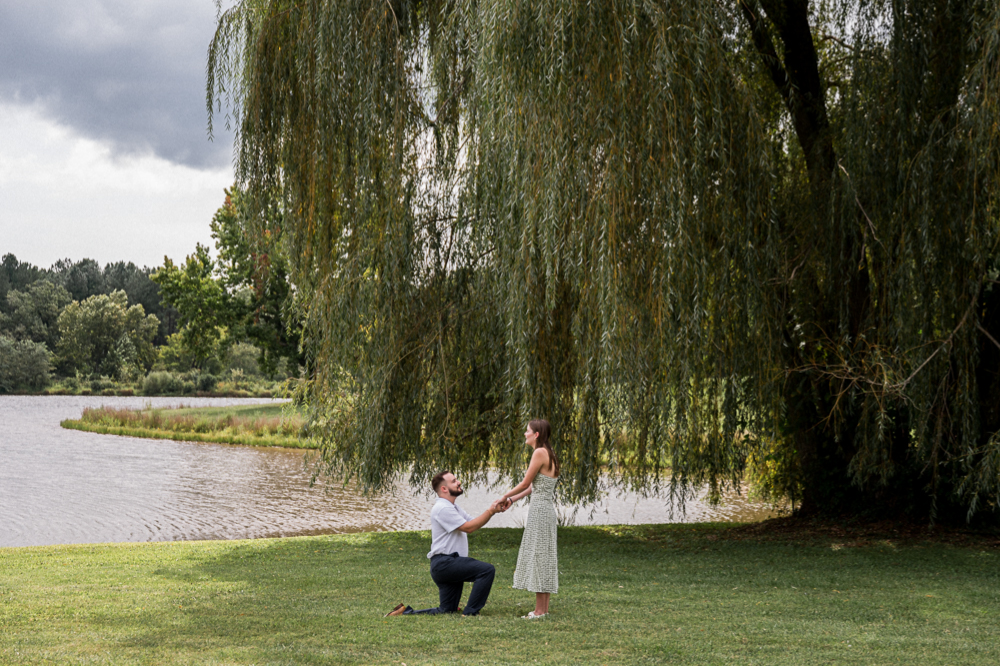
xmin=79 ymin=405 xmax=304 ymax=437
xmin=64 ymin=404 xmax=315 ymax=448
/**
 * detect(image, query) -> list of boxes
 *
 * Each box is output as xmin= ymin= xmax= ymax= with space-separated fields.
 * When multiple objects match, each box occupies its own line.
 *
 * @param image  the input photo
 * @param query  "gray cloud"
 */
xmin=0 ymin=0 xmax=234 ymax=168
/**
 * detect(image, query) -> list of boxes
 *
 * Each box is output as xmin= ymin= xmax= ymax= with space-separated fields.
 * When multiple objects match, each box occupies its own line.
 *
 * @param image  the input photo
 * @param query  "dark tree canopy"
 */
xmin=41 ymin=259 xmax=176 ymax=343
xmin=0 ymin=254 xmax=46 ymax=309
xmin=50 ymin=258 xmax=107 ymax=303
xmin=209 ymin=0 xmax=1000 ymax=521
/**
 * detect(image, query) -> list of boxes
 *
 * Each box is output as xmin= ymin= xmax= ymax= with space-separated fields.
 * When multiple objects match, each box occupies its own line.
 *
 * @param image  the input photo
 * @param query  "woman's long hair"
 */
xmin=529 ymin=418 xmax=560 ymax=477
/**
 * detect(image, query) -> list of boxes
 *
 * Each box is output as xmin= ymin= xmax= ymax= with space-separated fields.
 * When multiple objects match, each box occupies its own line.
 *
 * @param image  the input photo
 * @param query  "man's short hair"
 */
xmin=432 ymin=470 xmax=452 ymax=494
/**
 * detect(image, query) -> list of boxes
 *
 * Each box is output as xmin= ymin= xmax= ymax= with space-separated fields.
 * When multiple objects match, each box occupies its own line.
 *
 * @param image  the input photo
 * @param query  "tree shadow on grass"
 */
xmin=121 ymin=530 xmax=528 ymax=662
xmin=99 ymin=524 xmax=1000 ymax=664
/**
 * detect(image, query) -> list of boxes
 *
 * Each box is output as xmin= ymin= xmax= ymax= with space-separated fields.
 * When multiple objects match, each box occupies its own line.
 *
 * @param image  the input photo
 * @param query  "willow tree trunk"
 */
xmin=750 ymin=0 xmax=993 ymax=519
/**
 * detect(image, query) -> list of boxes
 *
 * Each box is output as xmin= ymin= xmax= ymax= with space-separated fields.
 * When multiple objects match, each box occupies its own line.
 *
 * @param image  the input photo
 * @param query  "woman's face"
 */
xmin=524 ymin=425 xmax=538 ymax=448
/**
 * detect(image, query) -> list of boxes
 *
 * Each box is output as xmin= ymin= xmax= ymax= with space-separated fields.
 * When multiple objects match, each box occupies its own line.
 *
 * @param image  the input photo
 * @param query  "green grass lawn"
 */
xmin=1 ymin=524 xmax=997 ymax=664
xmin=60 ymin=402 xmax=315 ymax=449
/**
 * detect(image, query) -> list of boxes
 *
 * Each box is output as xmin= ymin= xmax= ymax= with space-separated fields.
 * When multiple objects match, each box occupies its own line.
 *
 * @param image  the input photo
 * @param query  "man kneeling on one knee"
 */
xmin=390 ymin=471 xmax=507 ymax=617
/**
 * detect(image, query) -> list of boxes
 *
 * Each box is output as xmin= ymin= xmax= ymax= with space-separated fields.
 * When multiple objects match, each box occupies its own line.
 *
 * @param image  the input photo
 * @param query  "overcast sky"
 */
xmin=0 ymin=0 xmax=237 ymax=269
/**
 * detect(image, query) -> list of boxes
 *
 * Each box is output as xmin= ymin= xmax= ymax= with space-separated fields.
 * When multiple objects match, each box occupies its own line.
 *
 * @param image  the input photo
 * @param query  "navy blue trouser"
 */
xmin=404 ymin=552 xmax=496 ymax=616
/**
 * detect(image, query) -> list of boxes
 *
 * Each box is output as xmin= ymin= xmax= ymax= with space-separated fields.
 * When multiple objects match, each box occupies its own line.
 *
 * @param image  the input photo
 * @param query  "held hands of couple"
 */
xmin=489 ymin=497 xmax=513 ymax=514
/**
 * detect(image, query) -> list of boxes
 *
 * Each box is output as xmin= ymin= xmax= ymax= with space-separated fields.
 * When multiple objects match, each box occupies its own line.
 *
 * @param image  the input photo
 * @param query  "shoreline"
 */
xmin=13 ymin=389 xmax=280 ymax=398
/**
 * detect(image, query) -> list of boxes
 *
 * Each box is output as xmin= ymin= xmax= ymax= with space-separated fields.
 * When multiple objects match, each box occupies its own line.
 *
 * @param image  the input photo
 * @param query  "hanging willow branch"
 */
xmin=209 ymin=0 xmax=1000 ymax=521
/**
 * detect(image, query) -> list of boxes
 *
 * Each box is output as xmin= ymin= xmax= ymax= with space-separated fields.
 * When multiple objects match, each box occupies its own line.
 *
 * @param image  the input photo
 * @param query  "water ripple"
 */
xmin=0 ymin=395 xmax=782 ymax=548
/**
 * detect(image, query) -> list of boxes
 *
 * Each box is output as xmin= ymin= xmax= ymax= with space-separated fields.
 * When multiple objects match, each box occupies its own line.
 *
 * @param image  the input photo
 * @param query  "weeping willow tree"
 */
xmin=208 ymin=0 xmax=1000 ymax=521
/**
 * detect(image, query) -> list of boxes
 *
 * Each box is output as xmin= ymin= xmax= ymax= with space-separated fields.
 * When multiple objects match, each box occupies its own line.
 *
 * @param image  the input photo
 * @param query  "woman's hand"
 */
xmin=504 ymin=486 xmax=532 ymax=505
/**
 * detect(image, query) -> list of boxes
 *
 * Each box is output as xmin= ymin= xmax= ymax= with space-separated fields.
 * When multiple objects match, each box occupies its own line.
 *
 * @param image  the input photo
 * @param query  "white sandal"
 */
xmin=521 ymin=611 xmax=548 ymax=619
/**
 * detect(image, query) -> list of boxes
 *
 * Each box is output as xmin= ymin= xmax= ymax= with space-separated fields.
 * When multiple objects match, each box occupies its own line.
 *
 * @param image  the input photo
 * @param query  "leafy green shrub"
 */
xmin=154 ymin=331 xmax=225 ymax=373
xmin=196 ymin=373 xmax=218 ymax=392
xmin=0 ymin=336 xmax=51 ymax=392
xmin=226 ymin=342 xmax=261 ymax=377
xmin=88 ymin=376 xmax=116 ymax=392
xmin=227 ymin=367 xmax=248 ymax=389
xmin=142 ymin=371 xmax=184 ymax=395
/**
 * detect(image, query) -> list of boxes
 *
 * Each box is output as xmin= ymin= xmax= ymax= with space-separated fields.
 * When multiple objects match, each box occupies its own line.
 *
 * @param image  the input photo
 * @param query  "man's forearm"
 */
xmin=459 ymin=508 xmax=496 ymax=533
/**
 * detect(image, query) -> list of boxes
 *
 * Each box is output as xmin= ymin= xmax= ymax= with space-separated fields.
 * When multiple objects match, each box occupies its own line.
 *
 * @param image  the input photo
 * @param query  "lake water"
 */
xmin=0 ymin=396 xmax=782 ymax=548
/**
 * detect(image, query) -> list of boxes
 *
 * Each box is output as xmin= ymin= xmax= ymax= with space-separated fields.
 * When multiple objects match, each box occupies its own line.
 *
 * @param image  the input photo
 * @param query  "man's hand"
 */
xmin=461 ymin=497 xmax=507 ymax=533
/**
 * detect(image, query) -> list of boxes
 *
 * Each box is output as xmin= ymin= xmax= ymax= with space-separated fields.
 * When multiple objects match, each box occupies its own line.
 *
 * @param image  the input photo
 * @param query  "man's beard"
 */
xmin=449 ymin=488 xmax=464 ymax=497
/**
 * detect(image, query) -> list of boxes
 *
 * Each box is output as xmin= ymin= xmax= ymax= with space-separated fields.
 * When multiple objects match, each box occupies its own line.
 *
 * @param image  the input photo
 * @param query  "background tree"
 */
xmin=50 ymin=258 xmax=107 ymax=302
xmin=210 ymin=186 xmax=304 ymax=377
xmin=0 ymin=280 xmax=72 ymax=349
xmin=209 ymin=0 xmax=1000 ymax=521
xmin=104 ymin=261 xmax=177 ymax=344
xmin=0 ymin=254 xmax=45 ymax=308
xmin=151 ymin=245 xmax=235 ymax=370
xmin=0 ymin=336 xmax=51 ymax=393
xmin=1 ymin=254 xmax=179 ymax=363
xmin=56 ymin=290 xmax=159 ymax=379
xmin=154 ymin=332 xmax=204 ymax=373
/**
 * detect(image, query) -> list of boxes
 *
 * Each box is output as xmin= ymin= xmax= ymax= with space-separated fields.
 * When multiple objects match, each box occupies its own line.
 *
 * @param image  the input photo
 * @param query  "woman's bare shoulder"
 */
xmin=531 ymin=447 xmax=552 ymax=468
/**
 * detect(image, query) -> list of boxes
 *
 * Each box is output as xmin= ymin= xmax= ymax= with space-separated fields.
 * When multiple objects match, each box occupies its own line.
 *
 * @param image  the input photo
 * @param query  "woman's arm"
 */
xmin=507 ymin=484 xmax=532 ymax=503
xmin=502 ymin=448 xmax=548 ymax=502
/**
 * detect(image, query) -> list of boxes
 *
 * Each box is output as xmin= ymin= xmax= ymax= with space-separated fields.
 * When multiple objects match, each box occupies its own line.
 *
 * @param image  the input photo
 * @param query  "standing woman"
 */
xmin=501 ymin=419 xmax=560 ymax=618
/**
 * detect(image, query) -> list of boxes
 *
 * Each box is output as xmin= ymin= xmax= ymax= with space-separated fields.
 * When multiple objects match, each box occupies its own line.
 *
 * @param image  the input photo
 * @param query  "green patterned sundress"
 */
xmin=512 ymin=473 xmax=559 ymax=594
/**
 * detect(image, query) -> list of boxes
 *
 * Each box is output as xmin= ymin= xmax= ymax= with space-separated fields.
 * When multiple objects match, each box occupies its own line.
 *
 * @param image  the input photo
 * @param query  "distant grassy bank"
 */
xmin=1 ymin=524 xmax=998 ymax=665
xmin=33 ymin=370 xmax=287 ymax=398
xmin=60 ymin=402 xmax=316 ymax=449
